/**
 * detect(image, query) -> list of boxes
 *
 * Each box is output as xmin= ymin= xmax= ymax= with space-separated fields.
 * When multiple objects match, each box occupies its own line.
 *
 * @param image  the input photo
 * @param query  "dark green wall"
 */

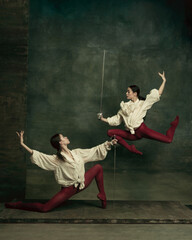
xmin=0 ymin=0 xmax=28 ymax=201
xmin=25 ymin=0 xmax=192 ymax=200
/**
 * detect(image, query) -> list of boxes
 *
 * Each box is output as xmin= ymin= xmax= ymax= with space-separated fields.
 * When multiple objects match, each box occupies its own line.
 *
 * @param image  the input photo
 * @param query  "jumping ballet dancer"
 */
xmin=98 ymin=71 xmax=179 ymax=155
xmin=5 ymin=131 xmax=117 ymax=212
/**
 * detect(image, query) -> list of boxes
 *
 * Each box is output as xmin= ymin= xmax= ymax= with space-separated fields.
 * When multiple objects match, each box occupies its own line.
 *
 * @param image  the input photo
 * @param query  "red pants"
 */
xmin=108 ymin=116 xmax=179 ymax=155
xmin=5 ymin=164 xmax=106 ymax=212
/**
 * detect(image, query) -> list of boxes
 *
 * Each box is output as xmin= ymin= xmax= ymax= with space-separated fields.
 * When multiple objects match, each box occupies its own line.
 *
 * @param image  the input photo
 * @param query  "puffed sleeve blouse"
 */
xmin=30 ymin=141 xmax=111 ymax=190
xmin=107 ymin=89 xmax=160 ymax=134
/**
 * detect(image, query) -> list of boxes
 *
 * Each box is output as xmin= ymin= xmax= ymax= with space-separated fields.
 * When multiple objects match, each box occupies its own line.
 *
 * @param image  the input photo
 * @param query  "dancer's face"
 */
xmin=126 ymin=87 xmax=137 ymax=100
xmin=59 ymin=134 xmax=70 ymax=145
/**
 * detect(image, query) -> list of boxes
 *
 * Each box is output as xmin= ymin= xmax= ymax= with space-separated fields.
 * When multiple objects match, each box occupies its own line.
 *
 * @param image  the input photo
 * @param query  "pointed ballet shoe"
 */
xmin=129 ymin=145 xmax=143 ymax=155
xmin=170 ymin=116 xmax=179 ymax=127
xmin=97 ymin=193 xmax=107 ymax=209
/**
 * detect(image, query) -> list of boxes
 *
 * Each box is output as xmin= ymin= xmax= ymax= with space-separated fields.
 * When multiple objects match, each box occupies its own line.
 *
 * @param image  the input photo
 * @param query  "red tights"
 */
xmin=108 ymin=116 xmax=179 ymax=155
xmin=5 ymin=164 xmax=106 ymax=212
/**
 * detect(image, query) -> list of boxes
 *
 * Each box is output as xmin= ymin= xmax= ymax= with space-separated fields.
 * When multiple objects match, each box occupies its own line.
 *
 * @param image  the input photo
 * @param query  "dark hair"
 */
xmin=129 ymin=85 xmax=146 ymax=100
xmin=50 ymin=134 xmax=65 ymax=161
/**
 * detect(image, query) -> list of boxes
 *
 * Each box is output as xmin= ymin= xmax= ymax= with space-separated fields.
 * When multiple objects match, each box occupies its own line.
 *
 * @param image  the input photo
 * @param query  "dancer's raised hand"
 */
xmin=158 ymin=71 xmax=166 ymax=82
xmin=158 ymin=71 xmax=166 ymax=95
xmin=16 ymin=131 xmax=32 ymax=154
xmin=16 ymin=131 xmax=24 ymax=145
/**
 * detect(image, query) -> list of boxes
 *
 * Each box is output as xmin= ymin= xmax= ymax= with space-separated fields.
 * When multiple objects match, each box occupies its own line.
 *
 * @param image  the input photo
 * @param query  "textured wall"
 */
xmin=0 ymin=0 xmax=29 ymax=201
xmin=26 ymin=0 xmax=192 ymax=200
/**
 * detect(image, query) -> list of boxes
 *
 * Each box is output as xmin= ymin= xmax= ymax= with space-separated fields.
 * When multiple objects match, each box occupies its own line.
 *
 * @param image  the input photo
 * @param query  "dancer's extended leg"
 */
xmin=107 ymin=129 xmax=143 ymax=155
xmin=136 ymin=116 xmax=179 ymax=143
xmin=5 ymin=164 xmax=106 ymax=212
xmin=5 ymin=185 xmax=78 ymax=212
xmin=83 ymin=164 xmax=106 ymax=208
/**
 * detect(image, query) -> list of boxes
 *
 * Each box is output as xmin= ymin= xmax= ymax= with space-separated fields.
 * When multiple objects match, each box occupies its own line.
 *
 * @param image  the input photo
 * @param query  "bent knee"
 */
xmin=94 ymin=164 xmax=103 ymax=172
xmin=41 ymin=205 xmax=52 ymax=213
xmin=107 ymin=129 xmax=115 ymax=137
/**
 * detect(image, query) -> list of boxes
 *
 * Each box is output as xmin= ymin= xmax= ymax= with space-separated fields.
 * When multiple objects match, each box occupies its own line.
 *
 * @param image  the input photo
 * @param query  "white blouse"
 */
xmin=107 ymin=89 xmax=160 ymax=134
xmin=30 ymin=142 xmax=111 ymax=190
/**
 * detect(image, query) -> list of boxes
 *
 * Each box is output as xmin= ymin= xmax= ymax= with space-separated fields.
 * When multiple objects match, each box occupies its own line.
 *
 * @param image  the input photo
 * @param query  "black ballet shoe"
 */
xmin=170 ymin=116 xmax=179 ymax=127
xmin=97 ymin=193 xmax=107 ymax=209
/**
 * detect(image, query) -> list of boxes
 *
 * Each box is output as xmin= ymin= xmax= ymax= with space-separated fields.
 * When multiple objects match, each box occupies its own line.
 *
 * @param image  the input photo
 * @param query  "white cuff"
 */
xmin=104 ymin=141 xmax=112 ymax=151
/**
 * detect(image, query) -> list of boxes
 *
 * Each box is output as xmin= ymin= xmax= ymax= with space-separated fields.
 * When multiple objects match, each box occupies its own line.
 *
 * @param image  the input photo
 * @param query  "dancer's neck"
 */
xmin=131 ymin=97 xmax=138 ymax=102
xmin=60 ymin=145 xmax=70 ymax=154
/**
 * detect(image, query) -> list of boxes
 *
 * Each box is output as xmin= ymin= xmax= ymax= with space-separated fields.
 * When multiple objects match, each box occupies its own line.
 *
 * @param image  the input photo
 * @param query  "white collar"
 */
xmin=61 ymin=150 xmax=75 ymax=162
xmin=129 ymin=99 xmax=139 ymax=104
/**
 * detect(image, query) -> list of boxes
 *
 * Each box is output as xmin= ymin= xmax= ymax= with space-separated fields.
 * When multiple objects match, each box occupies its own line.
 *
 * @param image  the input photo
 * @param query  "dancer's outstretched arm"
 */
xmin=100 ymin=113 xmax=123 ymax=126
xmin=73 ymin=139 xmax=118 ymax=164
xmin=158 ymin=71 xmax=166 ymax=95
xmin=100 ymin=115 xmax=108 ymax=123
xmin=16 ymin=131 xmax=33 ymax=154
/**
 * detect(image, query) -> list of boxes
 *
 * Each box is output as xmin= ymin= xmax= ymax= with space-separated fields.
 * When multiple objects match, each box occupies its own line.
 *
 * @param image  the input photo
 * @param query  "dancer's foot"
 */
xmin=165 ymin=116 xmax=179 ymax=143
xmin=97 ymin=193 xmax=107 ymax=209
xmin=129 ymin=145 xmax=143 ymax=155
xmin=5 ymin=201 xmax=22 ymax=209
xmin=170 ymin=116 xmax=179 ymax=127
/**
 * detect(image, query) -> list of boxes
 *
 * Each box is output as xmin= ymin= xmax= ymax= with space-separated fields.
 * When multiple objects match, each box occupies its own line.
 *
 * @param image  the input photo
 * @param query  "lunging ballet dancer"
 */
xmin=98 ymin=71 xmax=179 ymax=155
xmin=5 ymin=131 xmax=117 ymax=212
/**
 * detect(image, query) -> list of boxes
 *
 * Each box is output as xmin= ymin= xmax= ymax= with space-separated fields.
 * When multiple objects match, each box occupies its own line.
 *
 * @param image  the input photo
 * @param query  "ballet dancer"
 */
xmin=5 ymin=131 xmax=117 ymax=212
xmin=99 ymin=71 xmax=179 ymax=155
